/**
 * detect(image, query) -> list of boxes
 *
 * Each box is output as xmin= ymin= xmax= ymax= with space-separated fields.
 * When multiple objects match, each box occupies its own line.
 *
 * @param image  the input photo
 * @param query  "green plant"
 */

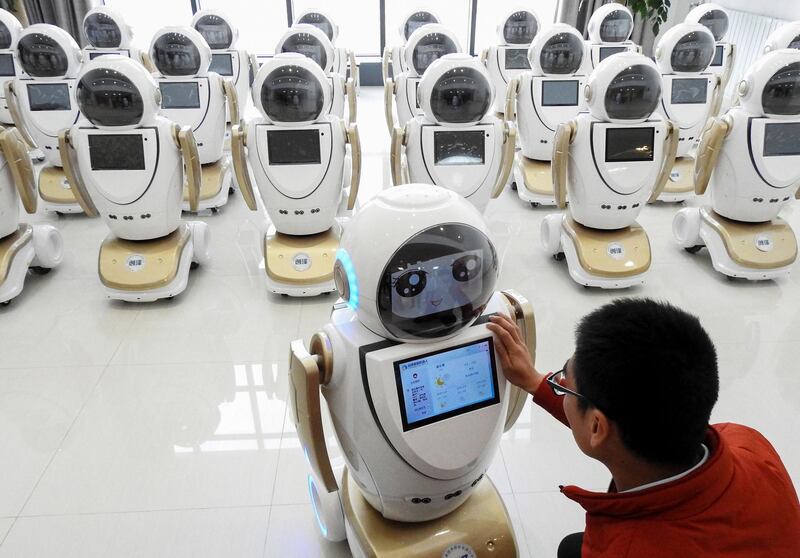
xmin=627 ymin=0 xmax=672 ymax=35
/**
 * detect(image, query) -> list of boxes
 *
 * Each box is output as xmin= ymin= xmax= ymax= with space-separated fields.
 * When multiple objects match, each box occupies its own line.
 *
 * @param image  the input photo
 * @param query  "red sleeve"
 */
xmin=532 ymin=373 xmax=569 ymax=426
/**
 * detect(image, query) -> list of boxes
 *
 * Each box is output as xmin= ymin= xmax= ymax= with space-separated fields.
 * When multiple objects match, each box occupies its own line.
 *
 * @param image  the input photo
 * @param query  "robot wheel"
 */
xmin=684 ymin=246 xmax=704 ymax=254
xmin=29 ymin=266 xmax=52 ymax=275
xmin=553 ymin=252 xmax=566 ymax=262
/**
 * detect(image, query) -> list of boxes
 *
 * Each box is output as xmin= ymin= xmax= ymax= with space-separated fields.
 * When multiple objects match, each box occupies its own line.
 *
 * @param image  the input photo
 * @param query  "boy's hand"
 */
xmin=487 ymin=314 xmax=545 ymax=395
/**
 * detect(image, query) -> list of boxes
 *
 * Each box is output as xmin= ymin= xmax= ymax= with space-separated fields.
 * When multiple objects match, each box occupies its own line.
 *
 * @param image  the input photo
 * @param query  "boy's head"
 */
xmin=568 ymin=298 xmax=719 ymax=468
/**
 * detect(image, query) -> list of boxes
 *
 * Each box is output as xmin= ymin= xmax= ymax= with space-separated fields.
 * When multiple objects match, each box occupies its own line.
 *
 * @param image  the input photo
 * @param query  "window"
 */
xmin=103 ymin=0 xmax=193 ymax=54
xmin=292 ymin=0 xmax=380 ymax=56
xmin=385 ymin=0 xmax=471 ymax=55
xmin=197 ymin=0 xmax=289 ymax=55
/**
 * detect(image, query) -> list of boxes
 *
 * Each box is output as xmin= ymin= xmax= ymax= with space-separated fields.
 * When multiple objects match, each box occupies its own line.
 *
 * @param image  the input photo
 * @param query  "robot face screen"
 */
xmin=17 ymin=33 xmax=69 ymax=78
xmin=434 ymin=130 xmax=485 ymax=165
xmin=699 ymin=10 xmax=729 ymax=42
xmin=762 ymin=62 xmax=800 ymax=116
xmin=671 ymin=31 xmax=715 ymax=73
xmin=77 ymin=68 xmax=144 ymax=126
xmin=604 ymin=64 xmax=661 ymax=120
xmin=540 ymin=33 xmax=583 ymax=74
xmin=26 ymin=83 xmax=70 ymax=111
xmin=152 ymin=33 xmax=202 ymax=76
xmin=377 ymin=223 xmax=498 ymax=340
xmin=605 ymin=127 xmax=655 ymax=162
xmin=763 ymin=122 xmax=800 ymax=156
xmin=412 ymin=34 xmax=458 ymax=75
xmin=600 ymin=10 xmax=633 ymax=43
xmin=260 ymin=65 xmax=324 ymax=122
xmin=298 ymin=13 xmax=334 ymax=41
xmin=0 ymin=53 xmax=15 ymax=77
xmin=429 ymin=67 xmax=491 ymax=124
xmin=671 ymin=78 xmax=708 ymax=104
xmin=88 ymin=133 xmax=145 ymax=170
xmin=267 ymin=129 xmax=321 ymax=165
xmin=84 ymin=13 xmax=122 ymax=48
xmin=542 ymin=80 xmax=579 ymax=106
xmin=194 ymin=15 xmax=233 ymax=50
xmin=282 ymin=33 xmax=327 ymax=70
xmin=0 ymin=21 xmax=12 ymax=50
xmin=503 ymin=12 xmax=538 ymax=45
xmin=505 ymin=48 xmax=530 ymax=70
xmin=159 ymin=82 xmax=201 ymax=109
xmin=405 ymin=12 xmax=438 ymax=40
xmin=209 ymin=53 xmax=233 ymax=76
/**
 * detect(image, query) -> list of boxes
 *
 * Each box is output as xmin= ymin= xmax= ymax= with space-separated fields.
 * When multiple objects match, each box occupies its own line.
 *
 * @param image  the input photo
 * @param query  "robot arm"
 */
xmin=500 ymin=289 xmax=537 ymax=432
xmin=348 ymin=49 xmax=359 ymax=90
xmin=222 ymin=79 xmax=240 ymax=127
xmin=381 ymin=46 xmax=391 ymax=85
xmin=491 ymin=121 xmax=517 ymax=199
xmin=649 ymin=119 xmax=680 ymax=203
xmin=346 ymin=123 xmax=361 ymax=210
xmin=504 ymin=77 xmax=519 ymax=123
xmin=3 ymin=82 xmax=37 ymax=149
xmin=552 ymin=120 xmax=576 ymax=210
xmin=174 ymin=125 xmax=202 ymax=213
xmin=390 ymin=125 xmax=406 ymax=186
xmin=693 ymin=115 xmax=731 ymax=195
xmin=383 ymin=77 xmax=396 ymax=134
xmin=0 ymin=128 xmax=37 ymax=214
xmin=230 ymin=123 xmax=258 ymax=211
xmin=708 ymin=75 xmax=723 ymax=120
xmin=480 ymin=49 xmax=488 ymax=64
xmin=58 ymin=129 xmax=99 ymax=216
xmin=345 ymin=77 xmax=357 ymax=126
xmin=713 ymin=43 xmax=736 ymax=116
xmin=140 ymin=52 xmax=157 ymax=73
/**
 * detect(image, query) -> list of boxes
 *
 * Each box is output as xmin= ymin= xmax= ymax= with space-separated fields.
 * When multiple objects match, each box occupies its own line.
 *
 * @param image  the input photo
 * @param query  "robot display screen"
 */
xmin=209 ymin=53 xmax=233 ymax=76
xmin=699 ymin=10 xmax=729 ymax=42
xmin=762 ymin=62 xmax=800 ymax=116
xmin=542 ymin=80 xmax=579 ymax=106
xmin=394 ymin=338 xmax=500 ymax=431
xmin=764 ymin=123 xmax=800 ymax=156
xmin=711 ymin=45 xmax=723 ymax=67
xmin=503 ymin=12 xmax=538 ymax=45
xmin=27 ymin=83 xmax=70 ymax=111
xmin=604 ymin=64 xmax=661 ymax=120
xmin=0 ymin=21 xmax=11 ymax=50
xmin=195 ymin=15 xmax=233 ymax=50
xmin=17 ymin=33 xmax=69 ymax=78
xmin=434 ymin=131 xmax=485 ymax=165
xmin=600 ymin=10 xmax=633 ymax=42
xmin=298 ymin=13 xmax=334 ymax=41
xmin=405 ymin=13 xmax=437 ymax=40
xmin=282 ymin=34 xmax=327 ymax=70
xmin=671 ymin=78 xmax=708 ymax=104
xmin=88 ymin=51 xmax=121 ymax=60
xmin=605 ymin=127 xmax=655 ymax=162
xmin=599 ymin=46 xmax=628 ymax=62
xmin=77 ymin=68 xmax=144 ymax=127
xmin=540 ymin=33 xmax=584 ymax=74
xmin=505 ymin=48 xmax=530 ymax=70
xmin=152 ymin=33 xmax=202 ymax=76
xmin=84 ymin=14 xmax=122 ymax=48
xmin=412 ymin=35 xmax=458 ymax=75
xmin=159 ymin=82 xmax=201 ymax=109
xmin=88 ymin=134 xmax=145 ymax=170
xmin=671 ymin=31 xmax=715 ymax=73
xmin=0 ymin=53 xmax=15 ymax=77
xmin=267 ymin=129 xmax=321 ymax=165
xmin=430 ymin=68 xmax=492 ymax=124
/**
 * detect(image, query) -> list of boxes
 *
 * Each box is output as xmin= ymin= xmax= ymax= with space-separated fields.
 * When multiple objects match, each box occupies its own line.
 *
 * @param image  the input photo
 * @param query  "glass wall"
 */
xmin=103 ymin=0 xmax=194 ymax=52
xmin=292 ymin=0 xmax=381 ymax=56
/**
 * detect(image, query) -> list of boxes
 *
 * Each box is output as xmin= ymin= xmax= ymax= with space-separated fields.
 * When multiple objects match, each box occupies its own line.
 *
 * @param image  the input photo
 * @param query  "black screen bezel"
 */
xmin=159 ymin=82 xmax=201 ymax=109
xmin=670 ymin=78 xmax=708 ymax=105
xmin=266 ymin=129 xmax=322 ymax=165
xmin=88 ymin=51 xmax=122 ymax=60
xmin=26 ymin=83 xmax=71 ymax=111
xmin=0 ymin=53 xmax=15 ymax=77
xmin=88 ymin=134 xmax=146 ymax=170
xmin=210 ymin=53 xmax=234 ymax=76
xmin=763 ymin=122 xmax=800 ymax=157
xmin=542 ymin=80 xmax=579 ymax=107
xmin=599 ymin=46 xmax=628 ymax=62
xmin=434 ymin=130 xmax=486 ymax=166
xmin=605 ymin=127 xmax=656 ymax=162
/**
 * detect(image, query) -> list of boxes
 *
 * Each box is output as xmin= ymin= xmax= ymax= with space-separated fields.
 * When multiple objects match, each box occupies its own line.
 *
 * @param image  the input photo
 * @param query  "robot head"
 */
xmin=335 ymin=184 xmax=498 ymax=342
xmin=400 ymin=9 xmax=440 ymax=42
xmin=585 ymin=52 xmax=662 ymax=123
xmin=497 ymin=9 xmax=539 ymax=45
xmin=419 ymin=54 xmax=493 ymax=126
xmin=0 ymin=9 xmax=23 ymax=51
xmin=76 ymin=56 xmax=160 ymax=130
xmin=15 ymin=24 xmax=82 ymax=79
xmin=737 ymin=49 xmax=800 ymax=118
xmin=150 ymin=27 xmax=211 ymax=78
xmin=686 ymin=3 xmax=729 ymax=43
xmin=82 ymin=7 xmax=132 ymax=49
xmin=191 ymin=9 xmax=239 ymax=51
xmin=764 ymin=21 xmax=800 ymax=54
xmin=296 ymin=10 xmax=339 ymax=44
xmin=528 ymin=23 xmax=584 ymax=76
xmin=404 ymin=24 xmax=461 ymax=77
xmin=252 ymin=52 xmax=331 ymax=126
xmin=277 ymin=24 xmax=334 ymax=74
xmin=655 ymin=23 xmax=715 ymax=75
xmin=587 ymin=4 xmax=634 ymax=44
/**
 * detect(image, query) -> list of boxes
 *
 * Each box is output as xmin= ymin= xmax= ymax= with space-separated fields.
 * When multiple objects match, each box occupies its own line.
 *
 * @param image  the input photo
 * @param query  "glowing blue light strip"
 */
xmin=308 ymin=474 xmax=328 ymax=538
xmin=336 ymin=248 xmax=359 ymax=311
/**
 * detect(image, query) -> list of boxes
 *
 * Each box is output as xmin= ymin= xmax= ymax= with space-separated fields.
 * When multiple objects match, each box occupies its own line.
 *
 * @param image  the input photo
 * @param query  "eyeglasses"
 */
xmin=546 ymin=361 xmax=604 ymax=413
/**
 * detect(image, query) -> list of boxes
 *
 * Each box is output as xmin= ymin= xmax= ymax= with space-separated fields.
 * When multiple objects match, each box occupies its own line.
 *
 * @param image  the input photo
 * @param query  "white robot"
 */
xmin=652 ymin=23 xmax=718 ymax=203
xmin=150 ymin=27 xmax=237 ymax=212
xmin=0 ymin=127 xmax=63 ymax=305
xmin=191 ymin=9 xmax=256 ymax=122
xmin=764 ymin=21 xmax=800 ymax=53
xmin=391 ymin=54 xmax=516 ymax=214
xmin=6 ymin=24 xmax=83 ymax=214
xmin=289 ymin=184 xmax=533 ymax=556
xmin=583 ymin=3 xmax=639 ymax=72
xmin=275 ymin=24 xmax=356 ymax=126
xmin=384 ymin=24 xmax=461 ymax=135
xmin=673 ymin=49 xmax=800 ymax=280
xmin=382 ymin=8 xmax=440 ymax=84
xmin=231 ymin=53 xmax=361 ymax=297
xmin=481 ymin=8 xmax=540 ymax=116
xmin=0 ymin=9 xmax=23 ymax=125
xmin=295 ymin=10 xmax=359 ymax=92
xmin=541 ymin=53 xmax=678 ymax=288
xmin=81 ymin=6 xmax=148 ymax=67
xmin=60 ymin=56 xmax=210 ymax=302
xmin=508 ymin=23 xmax=587 ymax=208
xmin=686 ymin=3 xmax=735 ymax=117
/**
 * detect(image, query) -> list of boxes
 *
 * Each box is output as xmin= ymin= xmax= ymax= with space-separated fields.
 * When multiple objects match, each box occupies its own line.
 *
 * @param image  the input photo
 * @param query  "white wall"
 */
xmin=717 ymin=0 xmax=800 ymax=21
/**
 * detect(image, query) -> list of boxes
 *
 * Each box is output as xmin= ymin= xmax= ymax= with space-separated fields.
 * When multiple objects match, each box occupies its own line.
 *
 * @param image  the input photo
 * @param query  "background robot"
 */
xmin=0 ymin=9 xmax=23 ymax=125
xmin=384 ymin=24 xmax=461 ymax=136
xmin=60 ymin=56 xmax=210 ymax=302
xmin=686 ymin=3 xmax=735 ymax=117
xmin=289 ymin=184 xmax=533 ymax=556
xmin=0 ymin=127 xmax=63 ymax=305
xmin=673 ymin=48 xmax=800 ymax=280
xmin=295 ymin=10 xmax=359 ymax=93
xmin=275 ymin=24 xmax=356 ymax=126
xmin=541 ymin=52 xmax=678 ymax=289
xmin=6 ymin=24 xmax=83 ymax=214
xmin=481 ymin=9 xmax=540 ymax=116
xmin=508 ymin=23 xmax=586 ymax=208
xmin=81 ymin=6 xmax=149 ymax=68
xmin=583 ymin=3 xmax=639 ymax=72
xmin=150 ymin=26 xmax=237 ymax=213
xmin=763 ymin=21 xmax=800 ymax=53
xmin=391 ymin=54 xmax=516 ymax=214
xmin=231 ymin=53 xmax=361 ymax=297
xmin=382 ymin=8 xmax=440 ymax=85
xmin=652 ymin=23 xmax=718 ymax=203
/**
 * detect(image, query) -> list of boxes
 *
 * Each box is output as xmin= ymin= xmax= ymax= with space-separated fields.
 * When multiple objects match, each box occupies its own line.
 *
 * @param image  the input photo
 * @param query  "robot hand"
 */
xmin=0 ymin=128 xmax=37 ymax=214
xmin=58 ymin=130 xmax=99 ymax=217
xmin=693 ymin=115 xmax=731 ymax=195
xmin=230 ymin=123 xmax=258 ymax=211
xmin=552 ymin=120 xmax=576 ymax=209
xmin=390 ymin=125 xmax=406 ymax=186
xmin=649 ymin=120 xmax=680 ymax=203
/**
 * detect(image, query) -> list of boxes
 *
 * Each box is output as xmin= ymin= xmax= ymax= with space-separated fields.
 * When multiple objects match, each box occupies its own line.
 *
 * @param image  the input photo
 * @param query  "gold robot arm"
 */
xmin=383 ymin=77 xmax=396 ymax=135
xmin=505 ymin=77 xmax=519 ymax=123
xmin=140 ymin=52 xmax=156 ymax=73
xmin=345 ymin=77 xmax=357 ymax=125
xmin=491 ymin=120 xmax=517 ymax=199
xmin=346 ymin=122 xmax=361 ymax=210
xmin=58 ymin=129 xmax=99 ymax=216
xmin=552 ymin=120 xmax=576 ymax=210
xmin=174 ymin=124 xmax=202 ymax=213
xmin=222 ymin=78 xmax=240 ymax=126
xmin=707 ymin=75 xmax=723 ymax=121
xmin=500 ymin=289 xmax=537 ymax=432
xmin=480 ymin=48 xmax=488 ymax=64
xmin=712 ymin=44 xmax=736 ymax=116
xmin=381 ymin=46 xmax=391 ymax=84
xmin=0 ymin=128 xmax=36 ymax=214
xmin=230 ymin=122 xmax=258 ymax=211
xmin=348 ymin=49 xmax=359 ymax=90
xmin=390 ymin=125 xmax=406 ymax=186
xmin=249 ymin=53 xmax=260 ymax=80
xmin=289 ymin=333 xmax=338 ymax=493
xmin=693 ymin=115 xmax=731 ymax=196
xmin=649 ymin=119 xmax=680 ymax=203
xmin=4 ymin=81 xmax=37 ymax=149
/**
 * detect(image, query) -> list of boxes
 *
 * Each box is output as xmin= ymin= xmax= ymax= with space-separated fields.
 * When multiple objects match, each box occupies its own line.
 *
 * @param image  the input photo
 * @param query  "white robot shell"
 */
xmin=764 ymin=21 xmax=800 ymax=53
xmin=686 ymin=3 xmax=729 ymax=43
xmin=404 ymin=24 xmax=462 ymax=78
xmin=15 ymin=23 xmax=82 ymax=80
xmin=655 ymin=23 xmax=716 ymax=75
xmin=585 ymin=52 xmax=662 ymax=123
xmin=334 ymin=184 xmax=499 ymax=343
xmin=191 ymin=8 xmax=240 ymax=51
xmin=150 ymin=27 xmax=212 ymax=78
xmin=737 ymin=48 xmax=800 ymax=118
xmin=399 ymin=8 xmax=441 ymax=42
xmin=587 ymin=3 xmax=634 ymax=44
xmin=496 ymin=8 xmax=540 ymax=46
xmin=0 ymin=8 xmax=23 ymax=50
xmin=276 ymin=24 xmax=335 ymax=74
xmin=528 ymin=23 xmax=585 ymax=77
xmin=252 ymin=52 xmax=332 ymax=126
xmin=82 ymin=6 xmax=133 ymax=49
xmin=418 ymin=54 xmax=494 ymax=126
xmin=295 ymin=10 xmax=339 ymax=44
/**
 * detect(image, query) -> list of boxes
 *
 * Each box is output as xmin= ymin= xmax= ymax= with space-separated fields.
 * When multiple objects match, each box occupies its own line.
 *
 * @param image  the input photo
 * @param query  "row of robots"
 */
xmin=383 ymin=4 xmax=800 ymax=288
xmin=0 ymin=6 xmax=362 ymax=304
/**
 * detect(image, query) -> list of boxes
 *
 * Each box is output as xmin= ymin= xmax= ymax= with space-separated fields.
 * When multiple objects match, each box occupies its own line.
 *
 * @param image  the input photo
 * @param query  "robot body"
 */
xmin=583 ymin=4 xmax=638 ymax=73
xmin=0 ymin=9 xmax=23 ymax=125
xmin=383 ymin=9 xmax=441 ymax=83
xmin=295 ymin=10 xmax=358 ymax=92
xmin=686 ymin=3 xmax=735 ymax=117
xmin=81 ymin=7 xmax=144 ymax=66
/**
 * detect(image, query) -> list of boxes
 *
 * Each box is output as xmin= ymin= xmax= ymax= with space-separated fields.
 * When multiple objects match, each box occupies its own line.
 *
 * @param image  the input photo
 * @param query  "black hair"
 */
xmin=572 ymin=298 xmax=719 ymax=467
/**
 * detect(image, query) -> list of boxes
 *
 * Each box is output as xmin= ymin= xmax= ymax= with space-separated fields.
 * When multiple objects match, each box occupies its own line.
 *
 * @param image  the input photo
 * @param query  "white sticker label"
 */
xmin=442 ymin=543 xmax=477 ymax=558
xmin=126 ymin=254 xmax=145 ymax=272
xmin=607 ymin=243 xmax=625 ymax=260
xmin=755 ymin=234 xmax=773 ymax=252
xmin=669 ymin=170 xmax=681 ymax=182
xmin=61 ymin=177 xmax=71 ymax=189
xmin=293 ymin=252 xmax=311 ymax=272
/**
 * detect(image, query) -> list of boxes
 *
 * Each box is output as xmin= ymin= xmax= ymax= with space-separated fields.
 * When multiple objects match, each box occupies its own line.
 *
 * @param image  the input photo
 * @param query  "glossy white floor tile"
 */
xmin=1 ymin=87 xmax=799 ymax=556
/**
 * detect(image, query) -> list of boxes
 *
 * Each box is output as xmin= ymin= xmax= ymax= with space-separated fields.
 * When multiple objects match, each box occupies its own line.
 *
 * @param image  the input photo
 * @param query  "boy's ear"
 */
xmin=588 ymin=409 xmax=611 ymax=450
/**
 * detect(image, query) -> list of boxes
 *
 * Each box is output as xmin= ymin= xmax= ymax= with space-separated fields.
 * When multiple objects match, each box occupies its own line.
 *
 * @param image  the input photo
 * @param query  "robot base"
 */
xmin=674 ymin=207 xmax=798 ymax=280
xmin=513 ymin=155 xmax=556 ymax=207
xmin=263 ymin=224 xmax=340 ymax=297
xmin=38 ymin=166 xmax=83 ymax=213
xmin=0 ymin=224 xmax=64 ymax=304
xmin=657 ymin=156 xmax=695 ymax=203
xmin=182 ymin=159 xmax=232 ymax=213
xmin=542 ymin=214 xmax=651 ymax=289
xmin=98 ymin=222 xmax=210 ymax=302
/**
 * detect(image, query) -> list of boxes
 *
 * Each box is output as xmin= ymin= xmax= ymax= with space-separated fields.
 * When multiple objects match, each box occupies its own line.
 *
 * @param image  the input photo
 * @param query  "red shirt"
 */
xmin=533 ymin=379 xmax=800 ymax=557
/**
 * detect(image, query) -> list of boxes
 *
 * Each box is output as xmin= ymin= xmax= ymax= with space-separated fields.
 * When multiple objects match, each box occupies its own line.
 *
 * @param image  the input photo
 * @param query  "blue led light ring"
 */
xmin=335 ymin=248 xmax=359 ymax=310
